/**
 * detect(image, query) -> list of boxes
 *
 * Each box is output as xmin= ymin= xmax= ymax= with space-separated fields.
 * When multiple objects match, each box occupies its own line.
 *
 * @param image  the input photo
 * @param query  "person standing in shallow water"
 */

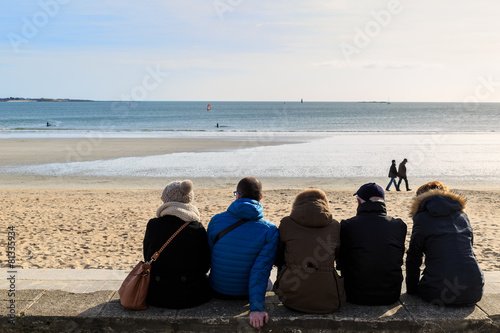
xmin=386 ymin=160 xmax=400 ymax=191
xmin=406 ymin=181 xmax=484 ymax=306
xmin=397 ymin=158 xmax=411 ymax=191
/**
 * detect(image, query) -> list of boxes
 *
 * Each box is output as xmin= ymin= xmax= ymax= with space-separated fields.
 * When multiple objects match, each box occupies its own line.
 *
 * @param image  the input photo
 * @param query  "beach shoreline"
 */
xmin=2 ymin=132 xmax=500 ymax=181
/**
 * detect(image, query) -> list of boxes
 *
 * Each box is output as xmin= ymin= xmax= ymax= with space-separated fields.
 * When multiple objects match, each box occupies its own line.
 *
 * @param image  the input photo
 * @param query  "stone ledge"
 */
xmin=1 ymin=290 xmax=499 ymax=332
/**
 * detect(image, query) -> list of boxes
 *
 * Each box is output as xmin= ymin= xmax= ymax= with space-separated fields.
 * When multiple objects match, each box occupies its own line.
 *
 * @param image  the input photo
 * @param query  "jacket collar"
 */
xmin=357 ymin=200 xmax=387 ymax=216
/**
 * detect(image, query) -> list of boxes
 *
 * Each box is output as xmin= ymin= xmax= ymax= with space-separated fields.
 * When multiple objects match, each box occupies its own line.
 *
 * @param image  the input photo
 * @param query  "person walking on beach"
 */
xmin=142 ymin=180 xmax=212 ymax=309
xmin=406 ymin=181 xmax=484 ymax=306
xmin=207 ymin=177 xmax=278 ymax=329
xmin=386 ymin=160 xmax=400 ymax=191
xmin=274 ymin=188 xmax=345 ymax=313
xmin=397 ymin=158 xmax=411 ymax=191
xmin=337 ymin=183 xmax=407 ymax=305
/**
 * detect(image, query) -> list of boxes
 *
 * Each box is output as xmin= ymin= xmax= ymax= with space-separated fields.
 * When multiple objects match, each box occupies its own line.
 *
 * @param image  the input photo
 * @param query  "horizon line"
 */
xmin=2 ymin=98 xmax=500 ymax=104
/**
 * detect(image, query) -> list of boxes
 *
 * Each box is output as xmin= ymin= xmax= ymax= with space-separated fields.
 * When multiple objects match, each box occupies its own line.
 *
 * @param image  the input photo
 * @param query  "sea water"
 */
xmin=1 ymin=101 xmax=500 ymax=180
xmin=1 ymin=101 xmax=499 ymax=133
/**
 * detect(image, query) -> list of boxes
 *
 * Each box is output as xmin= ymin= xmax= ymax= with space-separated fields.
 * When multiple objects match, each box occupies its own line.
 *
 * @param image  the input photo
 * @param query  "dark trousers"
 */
xmin=398 ymin=177 xmax=410 ymax=190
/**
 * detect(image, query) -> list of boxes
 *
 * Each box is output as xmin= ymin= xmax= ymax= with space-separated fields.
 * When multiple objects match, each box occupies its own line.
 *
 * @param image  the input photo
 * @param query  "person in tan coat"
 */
xmin=273 ymin=188 xmax=345 ymax=313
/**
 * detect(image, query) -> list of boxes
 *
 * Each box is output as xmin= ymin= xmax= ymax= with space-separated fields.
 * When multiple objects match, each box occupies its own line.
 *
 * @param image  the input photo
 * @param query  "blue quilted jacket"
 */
xmin=207 ymin=198 xmax=278 ymax=312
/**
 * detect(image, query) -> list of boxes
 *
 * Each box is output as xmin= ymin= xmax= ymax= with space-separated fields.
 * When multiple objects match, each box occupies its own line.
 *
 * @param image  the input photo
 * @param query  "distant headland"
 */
xmin=0 ymin=97 xmax=94 ymax=102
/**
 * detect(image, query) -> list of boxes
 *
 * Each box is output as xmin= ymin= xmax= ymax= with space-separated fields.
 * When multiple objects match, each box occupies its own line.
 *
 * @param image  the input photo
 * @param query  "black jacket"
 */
xmin=388 ymin=163 xmax=398 ymax=178
xmin=338 ymin=201 xmax=407 ymax=305
xmin=406 ymin=190 xmax=484 ymax=305
xmin=143 ymin=215 xmax=212 ymax=308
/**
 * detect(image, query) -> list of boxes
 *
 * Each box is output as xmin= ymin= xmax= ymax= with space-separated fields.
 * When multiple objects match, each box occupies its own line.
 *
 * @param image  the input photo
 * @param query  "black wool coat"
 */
xmin=338 ymin=201 xmax=407 ymax=305
xmin=143 ymin=215 xmax=212 ymax=309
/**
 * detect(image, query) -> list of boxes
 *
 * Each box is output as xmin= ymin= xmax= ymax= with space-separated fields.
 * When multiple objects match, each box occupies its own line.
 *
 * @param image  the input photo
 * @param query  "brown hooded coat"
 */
xmin=273 ymin=190 xmax=345 ymax=313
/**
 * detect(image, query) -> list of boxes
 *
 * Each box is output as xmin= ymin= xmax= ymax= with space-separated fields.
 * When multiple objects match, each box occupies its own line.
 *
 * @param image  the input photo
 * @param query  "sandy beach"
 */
xmin=0 ymin=137 xmax=499 ymax=272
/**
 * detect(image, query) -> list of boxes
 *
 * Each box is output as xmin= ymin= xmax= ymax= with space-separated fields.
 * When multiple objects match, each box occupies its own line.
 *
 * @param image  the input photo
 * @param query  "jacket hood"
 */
xmin=410 ymin=189 xmax=466 ymax=217
xmin=227 ymin=198 xmax=264 ymax=220
xmin=289 ymin=195 xmax=332 ymax=227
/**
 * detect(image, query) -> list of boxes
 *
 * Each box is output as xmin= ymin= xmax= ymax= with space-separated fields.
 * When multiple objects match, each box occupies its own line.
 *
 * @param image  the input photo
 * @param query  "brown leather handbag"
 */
xmin=118 ymin=221 xmax=190 ymax=310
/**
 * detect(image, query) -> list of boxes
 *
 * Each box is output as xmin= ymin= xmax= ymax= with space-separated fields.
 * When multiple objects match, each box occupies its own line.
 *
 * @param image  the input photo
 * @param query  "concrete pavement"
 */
xmin=1 ymin=269 xmax=499 ymax=332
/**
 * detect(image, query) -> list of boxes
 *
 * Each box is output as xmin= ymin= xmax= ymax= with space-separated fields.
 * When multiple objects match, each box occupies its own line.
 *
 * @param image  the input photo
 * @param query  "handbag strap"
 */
xmin=213 ymin=218 xmax=249 ymax=245
xmin=148 ymin=221 xmax=190 ymax=263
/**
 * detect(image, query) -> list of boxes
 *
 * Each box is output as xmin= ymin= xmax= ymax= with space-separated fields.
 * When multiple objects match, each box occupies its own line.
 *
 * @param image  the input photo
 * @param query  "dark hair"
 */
xmin=237 ymin=177 xmax=262 ymax=201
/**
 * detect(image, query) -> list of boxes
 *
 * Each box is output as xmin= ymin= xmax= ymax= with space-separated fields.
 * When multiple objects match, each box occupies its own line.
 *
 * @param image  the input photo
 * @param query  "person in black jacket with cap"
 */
xmin=406 ymin=181 xmax=484 ymax=306
xmin=337 ymin=183 xmax=407 ymax=305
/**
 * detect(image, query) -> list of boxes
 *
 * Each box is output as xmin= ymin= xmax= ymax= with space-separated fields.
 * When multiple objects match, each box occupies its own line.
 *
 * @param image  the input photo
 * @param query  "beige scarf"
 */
xmin=156 ymin=202 xmax=201 ymax=222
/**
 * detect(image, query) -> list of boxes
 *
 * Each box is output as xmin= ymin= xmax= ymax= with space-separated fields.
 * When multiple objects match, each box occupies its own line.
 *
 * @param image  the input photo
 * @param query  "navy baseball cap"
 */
xmin=353 ymin=183 xmax=385 ymax=201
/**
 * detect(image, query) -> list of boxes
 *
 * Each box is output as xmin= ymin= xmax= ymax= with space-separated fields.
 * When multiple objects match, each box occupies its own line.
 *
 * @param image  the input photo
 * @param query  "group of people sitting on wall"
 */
xmin=141 ymin=177 xmax=484 ymax=329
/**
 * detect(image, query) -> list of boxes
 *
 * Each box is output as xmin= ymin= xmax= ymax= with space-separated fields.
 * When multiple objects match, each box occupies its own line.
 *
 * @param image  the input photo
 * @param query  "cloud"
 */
xmin=310 ymin=60 xmax=347 ymax=69
xmin=360 ymin=62 xmax=444 ymax=70
xmin=310 ymin=60 xmax=443 ymax=71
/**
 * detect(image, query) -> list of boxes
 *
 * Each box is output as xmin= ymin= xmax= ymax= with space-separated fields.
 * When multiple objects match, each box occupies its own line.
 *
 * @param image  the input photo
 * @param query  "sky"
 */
xmin=1 ymin=0 xmax=500 ymax=102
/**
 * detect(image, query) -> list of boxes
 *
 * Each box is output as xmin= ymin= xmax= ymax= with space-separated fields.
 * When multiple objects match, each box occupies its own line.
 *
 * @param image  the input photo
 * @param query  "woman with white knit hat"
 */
xmin=143 ymin=180 xmax=212 ymax=308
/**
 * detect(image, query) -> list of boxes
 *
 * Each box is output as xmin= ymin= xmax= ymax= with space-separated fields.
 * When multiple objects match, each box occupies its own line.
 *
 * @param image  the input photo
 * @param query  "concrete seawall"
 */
xmin=1 ymin=269 xmax=499 ymax=332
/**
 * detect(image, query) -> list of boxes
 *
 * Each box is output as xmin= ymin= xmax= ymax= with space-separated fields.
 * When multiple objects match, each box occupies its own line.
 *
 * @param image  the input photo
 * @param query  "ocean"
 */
xmin=1 ymin=101 xmax=499 ymax=133
xmin=1 ymin=101 xmax=500 ymax=181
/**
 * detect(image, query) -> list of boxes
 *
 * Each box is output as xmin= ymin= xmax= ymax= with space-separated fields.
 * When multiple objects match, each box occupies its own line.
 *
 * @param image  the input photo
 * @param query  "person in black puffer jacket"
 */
xmin=338 ymin=183 xmax=407 ymax=305
xmin=143 ymin=180 xmax=212 ymax=309
xmin=406 ymin=181 xmax=484 ymax=306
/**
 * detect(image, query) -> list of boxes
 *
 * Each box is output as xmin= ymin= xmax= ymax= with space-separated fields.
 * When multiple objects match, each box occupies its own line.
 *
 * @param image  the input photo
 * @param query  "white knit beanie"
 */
xmin=161 ymin=180 xmax=194 ymax=204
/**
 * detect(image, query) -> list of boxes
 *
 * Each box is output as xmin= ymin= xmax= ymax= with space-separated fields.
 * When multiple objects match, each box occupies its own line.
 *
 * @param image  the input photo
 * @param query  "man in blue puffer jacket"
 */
xmin=207 ymin=177 xmax=278 ymax=329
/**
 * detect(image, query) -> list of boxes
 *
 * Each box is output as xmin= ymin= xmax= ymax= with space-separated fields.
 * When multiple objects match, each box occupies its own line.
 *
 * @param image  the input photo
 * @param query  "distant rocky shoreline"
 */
xmin=0 ymin=97 xmax=93 ymax=102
